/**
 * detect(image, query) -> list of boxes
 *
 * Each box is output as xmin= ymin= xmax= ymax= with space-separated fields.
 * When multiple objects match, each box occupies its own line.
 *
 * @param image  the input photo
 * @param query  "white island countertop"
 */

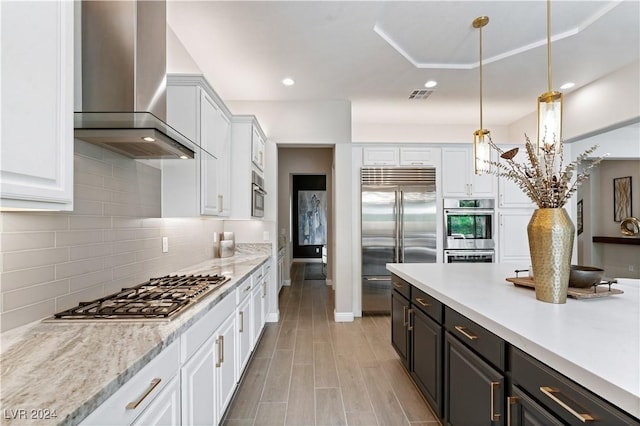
xmin=386 ymin=262 xmax=640 ymax=419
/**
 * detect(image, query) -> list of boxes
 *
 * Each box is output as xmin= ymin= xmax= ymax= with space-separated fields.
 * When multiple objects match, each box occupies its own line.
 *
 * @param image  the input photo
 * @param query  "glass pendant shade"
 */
xmin=537 ymin=90 xmax=563 ymax=154
xmin=474 ymin=129 xmax=491 ymax=175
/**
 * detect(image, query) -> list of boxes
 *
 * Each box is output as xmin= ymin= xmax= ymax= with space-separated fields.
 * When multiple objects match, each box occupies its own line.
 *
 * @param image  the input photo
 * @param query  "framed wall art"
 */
xmin=613 ymin=176 xmax=632 ymax=222
xmin=577 ymin=199 xmax=583 ymax=235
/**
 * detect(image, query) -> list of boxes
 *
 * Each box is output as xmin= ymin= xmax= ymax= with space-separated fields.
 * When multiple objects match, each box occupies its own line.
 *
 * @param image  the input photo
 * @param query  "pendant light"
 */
xmin=537 ymin=0 xmax=563 ymax=155
xmin=473 ymin=16 xmax=490 ymax=175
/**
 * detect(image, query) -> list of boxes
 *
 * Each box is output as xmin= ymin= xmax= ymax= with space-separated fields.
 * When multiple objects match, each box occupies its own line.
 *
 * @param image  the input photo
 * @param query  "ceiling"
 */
xmin=167 ymin=1 xmax=640 ymax=131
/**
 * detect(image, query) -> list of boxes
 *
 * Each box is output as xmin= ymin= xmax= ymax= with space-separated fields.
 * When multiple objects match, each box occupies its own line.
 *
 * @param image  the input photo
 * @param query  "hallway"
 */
xmin=223 ymin=263 xmax=440 ymax=425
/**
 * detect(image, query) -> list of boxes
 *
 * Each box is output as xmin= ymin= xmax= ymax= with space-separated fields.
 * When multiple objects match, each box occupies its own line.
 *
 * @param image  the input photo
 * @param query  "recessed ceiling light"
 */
xmin=282 ymin=78 xmax=295 ymax=86
xmin=142 ymin=136 xmax=155 ymax=142
xmin=560 ymin=82 xmax=575 ymax=90
xmin=424 ymin=80 xmax=438 ymax=88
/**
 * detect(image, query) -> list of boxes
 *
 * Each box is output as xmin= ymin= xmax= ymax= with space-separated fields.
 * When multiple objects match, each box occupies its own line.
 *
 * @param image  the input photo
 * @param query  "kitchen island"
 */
xmin=387 ymin=262 xmax=640 ymax=421
xmin=0 ymin=244 xmax=272 ymax=425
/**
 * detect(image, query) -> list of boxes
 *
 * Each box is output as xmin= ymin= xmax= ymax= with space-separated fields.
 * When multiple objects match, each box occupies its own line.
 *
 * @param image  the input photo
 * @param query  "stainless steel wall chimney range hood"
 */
xmin=74 ymin=1 xmax=194 ymax=159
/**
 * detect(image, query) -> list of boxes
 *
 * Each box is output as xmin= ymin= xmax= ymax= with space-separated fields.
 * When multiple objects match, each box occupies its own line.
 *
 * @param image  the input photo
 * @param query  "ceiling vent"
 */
xmin=408 ymin=89 xmax=435 ymax=100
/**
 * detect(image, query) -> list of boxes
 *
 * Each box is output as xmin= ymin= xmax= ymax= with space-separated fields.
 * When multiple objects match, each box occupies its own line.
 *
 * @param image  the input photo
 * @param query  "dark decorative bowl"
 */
xmin=569 ymin=265 xmax=605 ymax=288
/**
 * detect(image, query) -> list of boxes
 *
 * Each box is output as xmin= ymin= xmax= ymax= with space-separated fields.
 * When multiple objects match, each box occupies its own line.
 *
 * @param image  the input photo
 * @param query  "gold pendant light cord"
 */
xmin=547 ymin=0 xmax=552 ymax=93
xmin=479 ymin=23 xmax=484 ymax=130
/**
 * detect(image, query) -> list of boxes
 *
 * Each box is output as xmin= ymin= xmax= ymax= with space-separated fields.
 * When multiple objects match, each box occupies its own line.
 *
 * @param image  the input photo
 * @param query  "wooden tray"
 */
xmin=506 ymin=277 xmax=623 ymax=299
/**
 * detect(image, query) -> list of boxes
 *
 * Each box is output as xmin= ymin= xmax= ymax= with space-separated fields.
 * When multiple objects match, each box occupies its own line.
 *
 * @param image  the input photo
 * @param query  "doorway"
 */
xmin=292 ymin=174 xmax=327 ymax=260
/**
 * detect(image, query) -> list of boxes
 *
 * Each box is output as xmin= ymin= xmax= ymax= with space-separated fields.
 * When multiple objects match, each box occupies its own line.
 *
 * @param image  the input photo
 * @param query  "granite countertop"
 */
xmin=386 ymin=262 xmax=640 ymax=419
xmin=0 ymin=243 xmax=271 ymax=426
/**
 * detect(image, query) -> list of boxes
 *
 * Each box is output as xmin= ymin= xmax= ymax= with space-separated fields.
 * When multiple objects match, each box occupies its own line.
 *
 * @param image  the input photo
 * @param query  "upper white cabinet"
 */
xmin=496 ymin=145 xmax=536 ymax=209
xmin=164 ymin=74 xmax=231 ymax=217
xmin=231 ymin=115 xmax=267 ymax=219
xmin=363 ymin=147 xmax=399 ymax=166
xmin=441 ymin=147 xmax=496 ymax=197
xmin=362 ymin=146 xmax=439 ymax=167
xmin=0 ymin=0 xmax=74 ymax=211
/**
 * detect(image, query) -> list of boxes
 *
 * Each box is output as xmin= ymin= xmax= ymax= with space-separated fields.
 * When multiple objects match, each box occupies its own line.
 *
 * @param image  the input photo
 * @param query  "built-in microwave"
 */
xmin=252 ymin=171 xmax=266 ymax=218
xmin=443 ymin=198 xmax=495 ymax=251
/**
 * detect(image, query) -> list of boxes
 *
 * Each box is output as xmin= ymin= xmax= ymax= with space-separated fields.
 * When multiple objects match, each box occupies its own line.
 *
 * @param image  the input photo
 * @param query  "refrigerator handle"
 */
xmin=393 ymin=191 xmax=400 ymax=263
xmin=400 ymin=190 xmax=405 ymax=263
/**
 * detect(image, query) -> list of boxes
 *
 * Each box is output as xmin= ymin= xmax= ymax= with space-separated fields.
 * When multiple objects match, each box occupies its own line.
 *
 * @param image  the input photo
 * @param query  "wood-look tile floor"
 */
xmin=223 ymin=263 xmax=441 ymax=426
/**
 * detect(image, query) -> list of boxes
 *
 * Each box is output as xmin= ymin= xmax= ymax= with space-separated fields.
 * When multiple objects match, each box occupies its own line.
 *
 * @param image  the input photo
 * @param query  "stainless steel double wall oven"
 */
xmin=443 ymin=198 xmax=495 ymax=263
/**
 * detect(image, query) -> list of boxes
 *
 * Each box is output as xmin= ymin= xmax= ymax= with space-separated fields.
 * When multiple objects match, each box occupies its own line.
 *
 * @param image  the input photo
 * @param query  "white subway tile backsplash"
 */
xmin=1 ymin=232 xmax=55 ymax=252
xmin=69 ymin=216 xmax=112 ymax=230
xmin=3 ymin=279 xmax=69 ymax=311
xmin=0 ymin=300 xmax=56 ymax=332
xmin=69 ymin=243 xmax=114 ymax=261
xmin=69 ymin=270 xmax=112 ymax=292
xmin=0 ymin=266 xmax=55 ymax=292
xmin=1 ymin=213 xmax=68 ymax=232
xmin=3 ymin=248 xmax=69 ymax=272
xmin=0 ymin=144 xmax=226 ymax=332
xmin=56 ymin=230 xmax=103 ymax=247
xmin=55 ymin=258 xmax=104 ymax=280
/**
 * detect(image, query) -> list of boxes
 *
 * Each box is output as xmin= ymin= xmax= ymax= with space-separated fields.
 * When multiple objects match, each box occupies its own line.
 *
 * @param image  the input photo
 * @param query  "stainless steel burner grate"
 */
xmin=53 ymin=274 xmax=229 ymax=320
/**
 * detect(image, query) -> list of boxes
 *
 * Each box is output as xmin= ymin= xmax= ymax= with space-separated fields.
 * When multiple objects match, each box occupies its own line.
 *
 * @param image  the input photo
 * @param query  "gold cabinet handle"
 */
xmin=539 ymin=386 xmax=594 ymax=422
xmin=507 ymin=396 xmax=518 ymax=426
xmin=244 ymin=285 xmax=251 ymax=292
xmin=455 ymin=325 xmax=479 ymax=340
xmin=126 ymin=378 xmax=161 ymax=410
xmin=220 ymin=335 xmax=224 ymax=364
xmin=262 ymin=282 xmax=266 ymax=298
xmin=403 ymin=305 xmax=408 ymax=326
xmin=239 ymin=311 xmax=244 ymax=333
xmin=415 ymin=297 xmax=430 ymax=307
xmin=490 ymin=382 xmax=501 ymax=421
xmin=407 ymin=309 xmax=414 ymax=331
xmin=392 ymin=282 xmax=404 ymax=289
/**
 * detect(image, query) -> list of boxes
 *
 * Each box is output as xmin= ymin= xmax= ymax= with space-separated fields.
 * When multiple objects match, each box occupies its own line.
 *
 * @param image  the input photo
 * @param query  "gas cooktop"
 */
xmin=51 ymin=274 xmax=229 ymax=321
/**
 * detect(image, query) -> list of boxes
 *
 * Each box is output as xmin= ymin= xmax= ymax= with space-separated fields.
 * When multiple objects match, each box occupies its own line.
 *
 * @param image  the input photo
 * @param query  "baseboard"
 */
xmin=284 ymin=279 xmax=291 ymax=287
xmin=292 ymin=258 xmax=323 ymax=263
xmin=266 ymin=311 xmax=280 ymax=323
xmin=334 ymin=310 xmax=354 ymax=322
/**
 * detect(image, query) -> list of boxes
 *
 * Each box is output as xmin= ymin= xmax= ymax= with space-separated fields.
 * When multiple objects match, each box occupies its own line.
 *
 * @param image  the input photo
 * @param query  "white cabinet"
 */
xmin=80 ymin=340 xmax=181 ymax=426
xmin=164 ymin=74 xmax=231 ymax=217
xmin=216 ymin=314 xmax=237 ymax=420
xmin=231 ymin=115 xmax=268 ymax=219
xmin=399 ymin=147 xmax=438 ymax=166
xmin=496 ymin=145 xmax=536 ymax=209
xmin=363 ymin=147 xmax=399 ymax=166
xmin=237 ymin=281 xmax=254 ymax=377
xmin=277 ymin=249 xmax=285 ymax=294
xmin=181 ymin=333 xmax=216 ymax=425
xmin=442 ymin=147 xmax=496 ymax=197
xmin=251 ymin=266 xmax=267 ymax=346
xmin=0 ymin=0 xmax=74 ymax=211
xmin=131 ymin=375 xmax=181 ymax=426
xmin=498 ymin=210 xmax=533 ymax=264
xmin=362 ymin=146 xmax=439 ymax=167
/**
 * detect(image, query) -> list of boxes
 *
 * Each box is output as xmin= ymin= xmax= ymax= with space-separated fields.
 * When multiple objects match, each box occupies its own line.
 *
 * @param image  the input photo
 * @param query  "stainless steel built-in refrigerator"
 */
xmin=361 ymin=167 xmax=437 ymax=314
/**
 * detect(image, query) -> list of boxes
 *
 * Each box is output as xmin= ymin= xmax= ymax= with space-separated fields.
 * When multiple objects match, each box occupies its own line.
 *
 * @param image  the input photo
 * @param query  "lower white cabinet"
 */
xmin=131 ymin=375 xmax=181 ymax=426
xmin=498 ymin=210 xmax=534 ymax=264
xmin=237 ymin=282 xmax=254 ymax=377
xmin=82 ymin=259 xmax=272 ymax=426
xmin=80 ymin=340 xmax=181 ymax=426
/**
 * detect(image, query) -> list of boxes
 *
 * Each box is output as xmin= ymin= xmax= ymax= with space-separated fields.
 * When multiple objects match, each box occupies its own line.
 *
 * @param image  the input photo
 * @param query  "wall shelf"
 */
xmin=592 ymin=236 xmax=640 ymax=245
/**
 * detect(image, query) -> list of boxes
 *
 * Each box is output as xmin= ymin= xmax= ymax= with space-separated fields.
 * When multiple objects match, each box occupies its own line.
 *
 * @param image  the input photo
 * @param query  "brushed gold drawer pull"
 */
xmin=455 ymin=325 xmax=479 ymax=340
xmin=539 ymin=386 xmax=595 ymax=422
xmin=220 ymin=335 xmax=225 ymax=364
xmin=403 ymin=305 xmax=409 ymax=326
xmin=126 ymin=378 xmax=161 ymax=410
xmin=239 ymin=311 xmax=244 ymax=333
xmin=392 ymin=282 xmax=405 ymax=290
xmin=507 ymin=396 xmax=518 ymax=426
xmin=262 ymin=282 xmax=267 ymax=298
xmin=408 ymin=309 xmax=414 ymax=331
xmin=415 ymin=297 xmax=430 ymax=307
xmin=490 ymin=382 xmax=501 ymax=421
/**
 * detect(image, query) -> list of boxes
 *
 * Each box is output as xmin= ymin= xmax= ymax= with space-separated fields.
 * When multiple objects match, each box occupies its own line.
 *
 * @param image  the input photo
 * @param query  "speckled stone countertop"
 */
xmin=0 ymin=243 xmax=271 ymax=426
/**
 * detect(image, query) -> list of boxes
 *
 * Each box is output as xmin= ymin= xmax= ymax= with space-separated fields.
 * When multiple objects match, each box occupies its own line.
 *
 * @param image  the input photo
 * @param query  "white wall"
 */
xmin=508 ymin=60 xmax=640 ymax=144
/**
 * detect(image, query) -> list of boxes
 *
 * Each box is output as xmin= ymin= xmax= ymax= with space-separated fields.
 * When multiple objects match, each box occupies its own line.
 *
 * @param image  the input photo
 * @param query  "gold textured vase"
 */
xmin=527 ymin=208 xmax=575 ymax=304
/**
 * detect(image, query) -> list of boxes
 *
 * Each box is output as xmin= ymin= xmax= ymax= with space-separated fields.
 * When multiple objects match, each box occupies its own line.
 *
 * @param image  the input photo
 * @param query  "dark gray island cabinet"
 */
xmin=390 ymin=274 xmax=640 ymax=426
